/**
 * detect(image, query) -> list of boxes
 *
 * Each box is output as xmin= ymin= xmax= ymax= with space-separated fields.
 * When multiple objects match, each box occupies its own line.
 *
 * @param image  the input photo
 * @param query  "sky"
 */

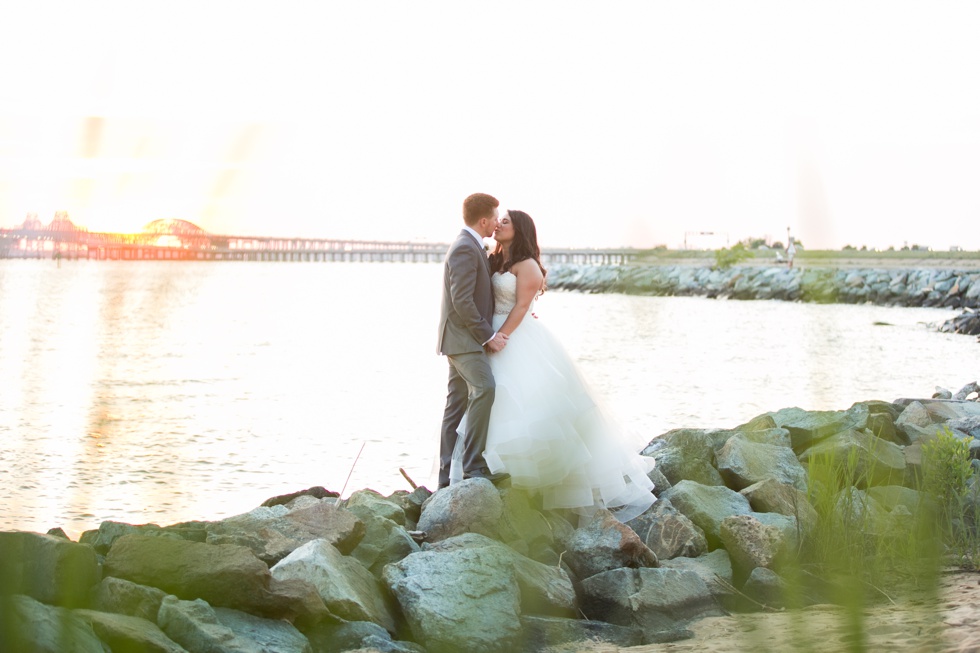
xmin=1 ymin=1 xmax=978 ymax=250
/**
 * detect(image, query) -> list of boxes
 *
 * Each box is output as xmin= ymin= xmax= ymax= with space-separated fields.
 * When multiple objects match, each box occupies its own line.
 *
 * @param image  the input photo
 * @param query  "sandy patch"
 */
xmin=553 ymin=571 xmax=980 ymax=653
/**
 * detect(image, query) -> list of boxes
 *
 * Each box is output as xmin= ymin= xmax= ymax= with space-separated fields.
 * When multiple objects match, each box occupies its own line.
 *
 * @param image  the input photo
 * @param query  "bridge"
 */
xmin=0 ymin=214 xmax=637 ymax=265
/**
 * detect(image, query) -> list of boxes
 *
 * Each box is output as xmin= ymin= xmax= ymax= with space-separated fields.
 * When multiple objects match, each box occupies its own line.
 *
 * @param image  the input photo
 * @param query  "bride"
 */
xmin=454 ymin=209 xmax=656 ymax=523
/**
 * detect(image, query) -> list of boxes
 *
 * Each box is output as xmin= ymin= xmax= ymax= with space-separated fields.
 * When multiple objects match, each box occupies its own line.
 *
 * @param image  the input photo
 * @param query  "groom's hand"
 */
xmin=486 ymin=332 xmax=509 ymax=353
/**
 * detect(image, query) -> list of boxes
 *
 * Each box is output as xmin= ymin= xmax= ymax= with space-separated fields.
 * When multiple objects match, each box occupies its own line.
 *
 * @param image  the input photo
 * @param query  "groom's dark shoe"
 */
xmin=464 ymin=469 xmax=511 ymax=486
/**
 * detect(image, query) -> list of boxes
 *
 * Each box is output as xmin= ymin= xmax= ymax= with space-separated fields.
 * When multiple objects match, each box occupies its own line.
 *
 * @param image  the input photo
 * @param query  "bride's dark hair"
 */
xmin=489 ymin=210 xmax=547 ymax=282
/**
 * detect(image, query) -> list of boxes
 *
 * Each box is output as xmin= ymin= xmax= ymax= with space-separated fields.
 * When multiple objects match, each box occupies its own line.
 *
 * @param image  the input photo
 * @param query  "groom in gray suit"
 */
xmin=436 ymin=192 xmax=509 ymax=489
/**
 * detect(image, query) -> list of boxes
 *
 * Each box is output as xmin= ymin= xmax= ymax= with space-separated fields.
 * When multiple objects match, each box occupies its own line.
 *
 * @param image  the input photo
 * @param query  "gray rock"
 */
xmin=270 ymin=539 xmax=396 ymax=633
xmin=564 ymin=509 xmax=659 ymax=579
xmin=347 ymin=513 xmax=420 ymax=576
xmin=736 ymin=413 xmax=779 ymax=432
xmin=79 ymin=521 xmax=180 ymax=555
xmin=74 ymin=610 xmax=186 ymax=653
xmin=206 ymin=499 xmax=365 ymax=564
xmin=798 ymin=429 xmax=906 ymax=487
xmin=866 ymin=486 xmax=927 ymax=512
xmin=1 ymin=594 xmax=109 ymax=653
xmin=157 ymin=596 xmax=262 ymax=653
xmin=719 ymin=515 xmax=787 ymax=579
xmin=422 ymin=533 xmax=576 ymax=617
xmin=385 ymin=487 xmax=431 ymax=527
xmin=416 ymin=477 xmax=503 ymax=543
xmin=261 ymin=486 xmax=339 ymax=508
xmin=832 ymin=488 xmax=886 ymax=531
xmin=743 ymin=567 xmax=788 ymax=608
xmin=345 ymin=489 xmax=407 ymax=526
xmin=716 ymin=435 xmax=808 ymax=491
xmin=660 ymin=480 xmax=753 ymax=547
xmin=520 ymin=615 xmax=644 ymax=650
xmin=89 ymin=576 xmax=168 ymax=622
xmin=579 ymin=567 xmax=722 ymax=635
xmin=768 ymin=404 xmax=869 ymax=452
xmin=0 ymin=531 xmax=100 ymax=607
xmin=895 ymin=401 xmax=934 ymax=430
xmin=495 ymin=487 xmax=554 ymax=559
xmin=626 ymin=498 xmax=707 ymax=560
xmin=738 ymin=479 xmax=818 ymax=533
xmin=383 ymin=543 xmax=522 ymax=653
xmin=950 ymin=415 xmax=980 ymax=439
xmin=304 ymin=621 xmax=425 ymax=653
xmin=642 ymin=430 xmax=726 ymax=486
xmin=659 ymin=550 xmax=734 ymax=603
xmin=104 ymin=534 xmax=327 ymax=624
xmin=647 ymin=465 xmax=672 ymax=497
xmin=214 ymin=607 xmax=312 ymax=653
xmin=868 ymin=412 xmax=910 ymax=446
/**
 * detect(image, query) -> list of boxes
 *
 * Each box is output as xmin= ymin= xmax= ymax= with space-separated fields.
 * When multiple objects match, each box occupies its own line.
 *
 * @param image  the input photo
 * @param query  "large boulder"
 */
xmin=1 ymin=595 xmax=108 ymax=653
xmin=74 ymin=610 xmax=185 ymax=653
xmin=345 ymin=489 xmax=407 ymax=526
xmin=495 ymin=488 xmax=555 ymax=560
xmin=0 ymin=531 xmax=100 ymax=608
xmin=304 ymin=621 xmax=424 ymax=653
xmin=213 ymin=607 xmax=313 ymax=653
xmin=715 ymin=436 xmax=808 ymax=491
xmin=739 ymin=479 xmax=818 ymax=533
xmin=103 ymin=534 xmax=326 ymax=623
xmin=270 ymin=539 xmax=397 ymax=633
xmin=89 ymin=577 xmax=168 ymax=622
xmin=659 ymin=550 xmax=734 ymax=604
xmin=564 ymin=509 xmax=658 ymax=579
xmin=422 ymin=533 xmax=576 ymax=617
xmin=206 ymin=500 xmax=365 ymax=565
xmin=579 ymin=567 xmax=721 ymax=637
xmin=626 ymin=498 xmax=707 ymax=560
xmin=157 ymin=597 xmax=268 ymax=653
xmin=347 ymin=513 xmax=420 ymax=577
xmin=768 ymin=405 xmax=869 ymax=452
xmin=641 ymin=430 xmax=725 ymax=486
xmin=866 ymin=485 xmax=928 ymax=512
xmin=719 ymin=515 xmax=788 ymax=580
xmin=520 ymin=615 xmax=643 ymax=650
xmin=416 ymin=478 xmax=503 ymax=543
xmin=895 ymin=401 xmax=934 ymax=430
xmin=660 ymin=480 xmax=753 ymax=548
xmin=382 ymin=542 xmax=522 ymax=653
xmin=743 ymin=567 xmax=789 ymax=609
xmin=798 ymin=429 xmax=906 ymax=487
xmin=79 ymin=521 xmax=185 ymax=555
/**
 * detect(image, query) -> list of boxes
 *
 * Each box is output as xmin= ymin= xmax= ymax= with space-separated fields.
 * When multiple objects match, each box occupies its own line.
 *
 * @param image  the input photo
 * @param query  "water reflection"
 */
xmin=0 ymin=260 xmax=975 ymax=536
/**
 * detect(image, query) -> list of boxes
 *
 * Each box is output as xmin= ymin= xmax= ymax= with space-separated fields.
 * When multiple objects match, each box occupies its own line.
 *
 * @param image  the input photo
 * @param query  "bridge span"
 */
xmin=0 ymin=215 xmax=636 ymax=265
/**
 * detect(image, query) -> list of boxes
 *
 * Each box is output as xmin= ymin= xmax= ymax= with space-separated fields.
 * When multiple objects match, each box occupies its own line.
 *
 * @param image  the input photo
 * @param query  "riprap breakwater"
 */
xmin=547 ymin=264 xmax=980 ymax=310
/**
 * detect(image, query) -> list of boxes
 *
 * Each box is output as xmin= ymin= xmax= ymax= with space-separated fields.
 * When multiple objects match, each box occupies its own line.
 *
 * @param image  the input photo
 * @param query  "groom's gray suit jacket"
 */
xmin=437 ymin=230 xmax=495 ymax=355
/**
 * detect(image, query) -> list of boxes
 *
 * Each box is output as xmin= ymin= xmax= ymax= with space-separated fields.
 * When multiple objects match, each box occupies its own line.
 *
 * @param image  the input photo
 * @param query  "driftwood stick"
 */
xmin=399 ymin=467 xmax=418 ymax=490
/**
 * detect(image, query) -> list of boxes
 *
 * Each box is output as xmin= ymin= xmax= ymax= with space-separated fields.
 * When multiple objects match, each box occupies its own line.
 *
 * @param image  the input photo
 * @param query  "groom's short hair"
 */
xmin=462 ymin=193 xmax=499 ymax=226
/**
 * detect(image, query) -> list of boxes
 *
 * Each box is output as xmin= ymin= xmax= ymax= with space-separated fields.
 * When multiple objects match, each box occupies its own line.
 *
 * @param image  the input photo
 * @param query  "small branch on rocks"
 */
xmin=399 ymin=468 xmax=418 ymax=490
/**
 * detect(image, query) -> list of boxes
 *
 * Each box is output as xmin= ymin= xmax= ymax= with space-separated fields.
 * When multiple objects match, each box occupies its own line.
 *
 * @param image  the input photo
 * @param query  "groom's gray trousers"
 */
xmin=440 ymin=351 xmax=495 ymax=484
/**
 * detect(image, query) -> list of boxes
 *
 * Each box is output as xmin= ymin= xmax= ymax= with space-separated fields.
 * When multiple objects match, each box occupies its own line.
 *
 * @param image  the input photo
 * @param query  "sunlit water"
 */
xmin=1 ymin=260 xmax=976 ymax=536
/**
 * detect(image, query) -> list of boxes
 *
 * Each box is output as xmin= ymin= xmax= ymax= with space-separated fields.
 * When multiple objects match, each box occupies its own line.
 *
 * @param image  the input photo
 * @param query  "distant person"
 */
xmin=436 ymin=193 xmax=509 ymax=489
xmin=787 ymin=240 xmax=797 ymax=268
xmin=448 ymin=209 xmax=656 ymax=522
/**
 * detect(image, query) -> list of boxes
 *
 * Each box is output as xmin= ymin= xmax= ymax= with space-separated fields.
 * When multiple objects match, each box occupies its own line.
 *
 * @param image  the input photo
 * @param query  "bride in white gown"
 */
xmin=454 ymin=210 xmax=656 ymax=523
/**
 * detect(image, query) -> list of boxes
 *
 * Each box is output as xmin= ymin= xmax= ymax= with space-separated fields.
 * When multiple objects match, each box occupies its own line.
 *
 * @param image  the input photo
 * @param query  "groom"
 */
xmin=436 ymin=192 xmax=509 ymax=489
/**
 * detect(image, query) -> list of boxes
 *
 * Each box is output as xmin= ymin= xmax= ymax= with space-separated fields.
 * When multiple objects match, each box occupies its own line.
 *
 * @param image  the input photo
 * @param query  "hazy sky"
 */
xmin=1 ymin=1 xmax=978 ymax=249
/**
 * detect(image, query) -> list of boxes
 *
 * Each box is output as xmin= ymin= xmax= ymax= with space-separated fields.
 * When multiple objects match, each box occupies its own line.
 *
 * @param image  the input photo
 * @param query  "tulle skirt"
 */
xmin=454 ymin=311 xmax=656 ymax=522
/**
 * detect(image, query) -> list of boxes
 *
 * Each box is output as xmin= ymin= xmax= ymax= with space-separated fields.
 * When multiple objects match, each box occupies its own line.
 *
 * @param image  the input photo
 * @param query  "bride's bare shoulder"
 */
xmin=511 ymin=258 xmax=542 ymax=277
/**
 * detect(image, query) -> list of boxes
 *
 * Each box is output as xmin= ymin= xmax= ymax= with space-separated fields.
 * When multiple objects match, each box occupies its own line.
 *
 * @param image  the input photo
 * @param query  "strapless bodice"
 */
xmin=492 ymin=271 xmax=518 ymax=315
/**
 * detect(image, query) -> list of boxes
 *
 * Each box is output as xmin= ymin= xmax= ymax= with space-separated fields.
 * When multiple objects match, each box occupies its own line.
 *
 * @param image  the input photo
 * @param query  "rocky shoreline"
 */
xmin=546 ymin=264 xmax=980 ymax=310
xmin=3 ymin=383 xmax=980 ymax=652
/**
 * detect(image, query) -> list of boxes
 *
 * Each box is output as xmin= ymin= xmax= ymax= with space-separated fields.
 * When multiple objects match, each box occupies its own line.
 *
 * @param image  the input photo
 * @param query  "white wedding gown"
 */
xmin=454 ymin=271 xmax=656 ymax=522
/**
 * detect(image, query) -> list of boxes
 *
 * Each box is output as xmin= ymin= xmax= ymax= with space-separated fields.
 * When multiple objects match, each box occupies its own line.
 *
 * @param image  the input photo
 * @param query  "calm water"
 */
xmin=1 ymin=260 xmax=976 ymax=536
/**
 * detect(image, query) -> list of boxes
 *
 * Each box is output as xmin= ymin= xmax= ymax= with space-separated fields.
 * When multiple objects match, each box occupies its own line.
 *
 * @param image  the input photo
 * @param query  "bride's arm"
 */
xmin=496 ymin=259 xmax=545 ymax=337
